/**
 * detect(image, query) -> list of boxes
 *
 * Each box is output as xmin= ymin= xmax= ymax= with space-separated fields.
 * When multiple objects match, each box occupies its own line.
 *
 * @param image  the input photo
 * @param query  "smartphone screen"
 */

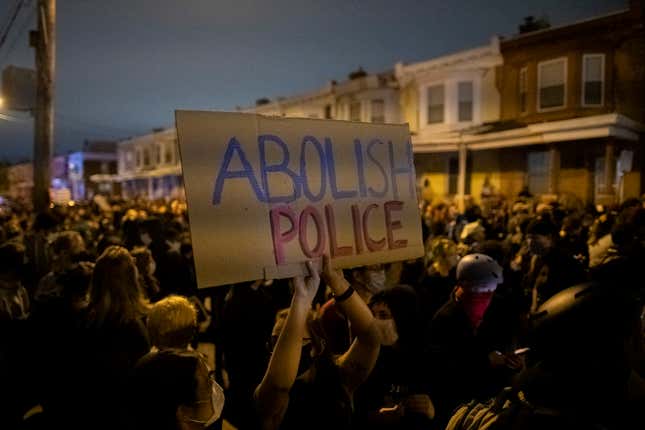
xmin=513 ymin=347 xmax=530 ymax=356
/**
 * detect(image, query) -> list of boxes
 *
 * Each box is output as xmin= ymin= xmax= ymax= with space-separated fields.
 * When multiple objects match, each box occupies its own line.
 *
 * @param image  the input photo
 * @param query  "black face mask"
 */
xmin=298 ymin=343 xmax=314 ymax=376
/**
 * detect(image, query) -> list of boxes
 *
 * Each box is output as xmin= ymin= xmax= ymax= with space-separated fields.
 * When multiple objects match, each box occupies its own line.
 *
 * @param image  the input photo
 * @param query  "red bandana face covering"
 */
xmin=458 ymin=288 xmax=494 ymax=328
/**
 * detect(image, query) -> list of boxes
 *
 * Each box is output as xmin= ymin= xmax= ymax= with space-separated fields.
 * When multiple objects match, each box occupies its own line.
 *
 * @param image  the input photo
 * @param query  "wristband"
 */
xmin=333 ymin=286 xmax=355 ymax=303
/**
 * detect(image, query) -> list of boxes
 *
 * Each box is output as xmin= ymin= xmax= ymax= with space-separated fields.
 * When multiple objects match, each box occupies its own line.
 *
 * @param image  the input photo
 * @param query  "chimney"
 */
xmin=348 ymin=67 xmax=367 ymax=80
xmin=519 ymin=15 xmax=550 ymax=34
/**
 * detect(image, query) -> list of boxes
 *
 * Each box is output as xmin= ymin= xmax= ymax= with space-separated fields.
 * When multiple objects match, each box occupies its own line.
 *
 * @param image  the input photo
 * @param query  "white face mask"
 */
xmin=366 ymin=270 xmax=386 ymax=293
xmin=205 ymin=380 xmax=225 ymax=427
xmin=188 ymin=378 xmax=225 ymax=427
xmin=374 ymin=318 xmax=398 ymax=346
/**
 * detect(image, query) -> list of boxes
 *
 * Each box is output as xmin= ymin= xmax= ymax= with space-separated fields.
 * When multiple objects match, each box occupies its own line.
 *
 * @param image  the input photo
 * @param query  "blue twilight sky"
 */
xmin=0 ymin=0 xmax=627 ymax=162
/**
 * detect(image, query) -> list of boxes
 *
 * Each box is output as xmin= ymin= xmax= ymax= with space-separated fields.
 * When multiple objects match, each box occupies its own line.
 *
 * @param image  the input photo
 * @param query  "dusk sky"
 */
xmin=0 ymin=0 xmax=627 ymax=162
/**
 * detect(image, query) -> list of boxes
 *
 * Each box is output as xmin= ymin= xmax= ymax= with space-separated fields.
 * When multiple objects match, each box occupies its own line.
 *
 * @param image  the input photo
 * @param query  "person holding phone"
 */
xmin=428 ymin=253 xmax=512 ymax=426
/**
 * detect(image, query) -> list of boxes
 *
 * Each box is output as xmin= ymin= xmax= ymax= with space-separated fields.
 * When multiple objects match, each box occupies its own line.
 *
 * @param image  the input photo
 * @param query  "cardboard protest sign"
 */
xmin=176 ymin=111 xmax=424 ymax=288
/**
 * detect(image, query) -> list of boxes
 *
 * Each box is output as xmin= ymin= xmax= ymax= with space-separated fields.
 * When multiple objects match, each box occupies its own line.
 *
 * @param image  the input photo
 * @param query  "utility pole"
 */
xmin=30 ymin=0 xmax=55 ymax=213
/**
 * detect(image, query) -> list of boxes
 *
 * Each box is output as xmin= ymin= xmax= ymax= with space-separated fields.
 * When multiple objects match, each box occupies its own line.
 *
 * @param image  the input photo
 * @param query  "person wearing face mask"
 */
xmin=429 ymin=253 xmax=518 ymax=427
xmin=521 ymin=216 xmax=587 ymax=313
xmin=254 ymin=256 xmax=381 ymax=430
xmin=131 ymin=348 xmax=225 ymax=430
xmin=353 ymin=285 xmax=435 ymax=430
xmin=354 ymin=264 xmax=387 ymax=298
xmin=319 ymin=263 xmax=387 ymax=355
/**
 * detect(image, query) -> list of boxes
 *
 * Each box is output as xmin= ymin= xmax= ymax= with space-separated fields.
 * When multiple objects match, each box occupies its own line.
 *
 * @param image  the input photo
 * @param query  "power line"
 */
xmin=0 ymin=1 xmax=22 ymax=40
xmin=55 ymin=112 xmax=137 ymax=136
xmin=54 ymin=119 xmax=129 ymax=138
xmin=0 ymin=1 xmax=35 ymax=66
xmin=0 ymin=111 xmax=30 ymax=122
xmin=0 ymin=0 xmax=28 ymax=51
xmin=1 ymin=110 xmax=134 ymax=140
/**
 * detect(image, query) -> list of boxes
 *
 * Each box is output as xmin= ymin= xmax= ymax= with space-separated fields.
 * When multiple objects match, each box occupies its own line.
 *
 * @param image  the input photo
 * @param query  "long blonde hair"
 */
xmin=88 ymin=245 xmax=149 ymax=326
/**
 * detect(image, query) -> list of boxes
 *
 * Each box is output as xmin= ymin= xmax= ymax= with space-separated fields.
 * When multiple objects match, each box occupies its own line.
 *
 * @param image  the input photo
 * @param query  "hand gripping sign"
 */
xmin=175 ymin=111 xmax=424 ymax=288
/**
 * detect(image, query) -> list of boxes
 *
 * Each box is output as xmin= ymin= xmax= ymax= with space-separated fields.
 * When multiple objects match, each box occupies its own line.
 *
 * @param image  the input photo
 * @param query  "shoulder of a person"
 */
xmin=433 ymin=295 xmax=459 ymax=318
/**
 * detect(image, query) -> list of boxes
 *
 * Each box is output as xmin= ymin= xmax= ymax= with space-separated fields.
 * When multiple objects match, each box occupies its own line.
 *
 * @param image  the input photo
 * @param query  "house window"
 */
xmin=527 ymin=151 xmax=549 ymax=194
xmin=324 ymin=104 xmax=332 ymax=119
xmin=135 ymin=149 xmax=142 ymax=168
xmin=538 ymin=58 xmax=567 ymax=110
xmin=350 ymin=102 xmax=361 ymax=121
xmin=519 ymin=67 xmax=528 ymax=113
xmin=371 ymin=99 xmax=385 ymax=123
xmin=582 ymin=54 xmax=604 ymax=106
xmin=458 ymin=82 xmax=473 ymax=122
xmin=125 ymin=150 xmax=134 ymax=170
xmin=164 ymin=143 xmax=173 ymax=164
xmin=427 ymin=84 xmax=444 ymax=124
xmin=143 ymin=147 xmax=151 ymax=167
xmin=154 ymin=144 xmax=161 ymax=165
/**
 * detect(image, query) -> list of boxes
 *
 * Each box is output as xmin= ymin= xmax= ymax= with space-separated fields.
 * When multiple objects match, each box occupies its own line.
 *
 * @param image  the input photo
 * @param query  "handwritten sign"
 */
xmin=176 ymin=111 xmax=424 ymax=288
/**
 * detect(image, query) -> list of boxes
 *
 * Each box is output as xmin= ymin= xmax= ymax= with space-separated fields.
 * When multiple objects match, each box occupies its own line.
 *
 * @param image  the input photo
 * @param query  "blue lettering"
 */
xmin=300 ymin=136 xmax=327 ymax=202
xmin=212 ymin=137 xmax=266 ymax=205
xmin=354 ymin=139 xmax=367 ymax=198
xmin=259 ymin=134 xmax=301 ymax=204
xmin=366 ymin=139 xmax=388 ymax=198
xmin=324 ymin=138 xmax=357 ymax=200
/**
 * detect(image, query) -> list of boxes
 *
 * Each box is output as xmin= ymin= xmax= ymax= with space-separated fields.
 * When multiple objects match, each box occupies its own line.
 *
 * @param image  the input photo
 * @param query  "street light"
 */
xmin=0 ymin=96 xmax=4 ymax=108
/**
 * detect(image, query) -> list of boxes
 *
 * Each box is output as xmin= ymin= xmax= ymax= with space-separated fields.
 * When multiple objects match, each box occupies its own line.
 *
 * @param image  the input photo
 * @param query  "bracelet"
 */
xmin=334 ymin=286 xmax=355 ymax=303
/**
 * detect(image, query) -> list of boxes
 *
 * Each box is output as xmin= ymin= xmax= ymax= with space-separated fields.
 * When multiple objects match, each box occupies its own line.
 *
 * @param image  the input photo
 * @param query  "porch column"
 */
xmin=604 ymin=140 xmax=616 ymax=197
xmin=457 ymin=143 xmax=467 ymax=212
xmin=547 ymin=146 xmax=560 ymax=195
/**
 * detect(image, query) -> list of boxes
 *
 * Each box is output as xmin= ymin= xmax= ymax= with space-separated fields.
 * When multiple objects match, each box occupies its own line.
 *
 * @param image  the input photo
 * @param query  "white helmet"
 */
xmin=456 ymin=253 xmax=503 ymax=285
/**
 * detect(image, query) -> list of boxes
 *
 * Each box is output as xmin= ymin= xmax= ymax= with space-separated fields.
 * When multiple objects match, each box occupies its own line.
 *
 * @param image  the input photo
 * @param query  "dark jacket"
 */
xmin=429 ymin=293 xmax=505 ymax=425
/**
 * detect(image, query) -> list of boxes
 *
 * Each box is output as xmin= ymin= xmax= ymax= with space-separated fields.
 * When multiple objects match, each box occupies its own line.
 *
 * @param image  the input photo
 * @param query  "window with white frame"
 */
xmin=164 ymin=142 xmax=174 ymax=165
xmin=582 ymin=54 xmax=604 ymax=106
xmin=154 ymin=144 xmax=161 ymax=165
xmin=427 ymin=84 xmax=444 ymax=124
xmin=349 ymin=102 xmax=361 ymax=122
xmin=371 ymin=99 xmax=385 ymax=123
xmin=135 ymin=149 xmax=142 ymax=169
xmin=538 ymin=58 xmax=567 ymax=110
xmin=125 ymin=150 xmax=134 ymax=171
xmin=143 ymin=147 xmax=151 ymax=167
xmin=519 ymin=67 xmax=528 ymax=113
xmin=324 ymin=105 xmax=332 ymax=119
xmin=527 ymin=151 xmax=549 ymax=194
xmin=458 ymin=82 xmax=473 ymax=122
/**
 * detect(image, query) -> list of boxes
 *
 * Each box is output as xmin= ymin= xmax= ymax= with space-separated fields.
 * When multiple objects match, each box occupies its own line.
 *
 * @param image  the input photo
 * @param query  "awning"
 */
xmin=105 ymin=165 xmax=183 ymax=182
xmin=412 ymin=113 xmax=644 ymax=153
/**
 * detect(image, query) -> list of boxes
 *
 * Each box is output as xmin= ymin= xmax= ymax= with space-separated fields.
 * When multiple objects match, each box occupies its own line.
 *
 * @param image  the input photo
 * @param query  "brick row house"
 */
xmin=113 ymin=0 xmax=644 ymax=205
xmin=396 ymin=1 xmax=644 ymax=206
xmin=490 ymin=2 xmax=645 ymax=205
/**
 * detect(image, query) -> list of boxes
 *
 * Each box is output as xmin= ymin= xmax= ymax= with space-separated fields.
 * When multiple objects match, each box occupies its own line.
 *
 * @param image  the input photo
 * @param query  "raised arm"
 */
xmin=254 ymin=262 xmax=319 ymax=430
xmin=322 ymin=255 xmax=380 ymax=394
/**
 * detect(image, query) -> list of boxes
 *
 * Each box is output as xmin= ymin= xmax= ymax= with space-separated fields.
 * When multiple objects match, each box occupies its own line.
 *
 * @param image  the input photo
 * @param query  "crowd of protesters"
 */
xmin=0 ymin=188 xmax=644 ymax=430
